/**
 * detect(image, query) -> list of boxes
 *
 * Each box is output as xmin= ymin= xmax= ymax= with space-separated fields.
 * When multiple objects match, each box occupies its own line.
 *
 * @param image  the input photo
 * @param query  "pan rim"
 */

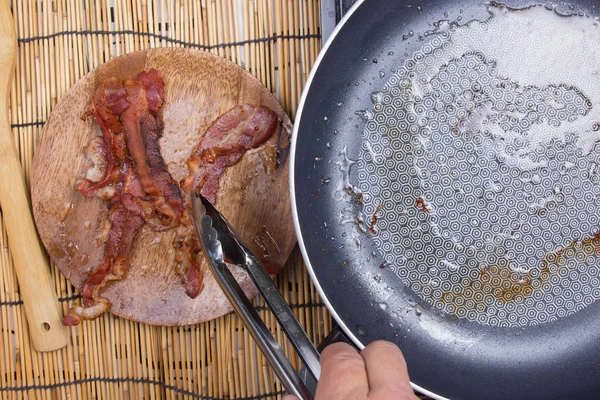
xmin=289 ymin=1 xmax=445 ymax=399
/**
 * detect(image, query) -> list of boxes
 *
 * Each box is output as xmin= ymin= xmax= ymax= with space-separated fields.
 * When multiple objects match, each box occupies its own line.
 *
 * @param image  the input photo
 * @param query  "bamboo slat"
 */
xmin=1 ymin=1 xmax=326 ymax=399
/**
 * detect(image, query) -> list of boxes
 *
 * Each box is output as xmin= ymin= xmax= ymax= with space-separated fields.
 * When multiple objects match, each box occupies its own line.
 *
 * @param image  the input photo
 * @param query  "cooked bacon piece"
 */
xmin=184 ymin=257 xmax=202 ymax=297
xmin=63 ymin=201 xmax=143 ymax=325
xmin=139 ymin=69 xmax=165 ymax=115
xmin=77 ymin=78 xmax=128 ymax=198
xmin=65 ymin=70 xmax=191 ymax=326
xmin=81 ymin=138 xmax=115 ymax=199
xmin=182 ymin=105 xmax=279 ymax=203
xmin=82 ymin=202 xmax=143 ymax=304
xmin=170 ymin=105 xmax=280 ymax=289
xmin=120 ymin=72 xmax=183 ymax=230
xmin=173 ymin=215 xmax=203 ymax=298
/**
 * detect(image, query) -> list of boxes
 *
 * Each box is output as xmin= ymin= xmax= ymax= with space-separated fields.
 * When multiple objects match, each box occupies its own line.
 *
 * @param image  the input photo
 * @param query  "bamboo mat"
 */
xmin=1 ymin=1 xmax=331 ymax=399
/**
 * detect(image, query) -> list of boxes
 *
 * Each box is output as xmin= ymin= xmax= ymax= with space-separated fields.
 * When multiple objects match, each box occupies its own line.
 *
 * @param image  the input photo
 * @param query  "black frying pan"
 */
xmin=291 ymin=1 xmax=600 ymax=399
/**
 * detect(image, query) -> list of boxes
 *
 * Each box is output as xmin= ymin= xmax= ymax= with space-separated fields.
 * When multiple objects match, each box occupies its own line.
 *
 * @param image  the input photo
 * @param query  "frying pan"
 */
xmin=291 ymin=1 xmax=600 ymax=399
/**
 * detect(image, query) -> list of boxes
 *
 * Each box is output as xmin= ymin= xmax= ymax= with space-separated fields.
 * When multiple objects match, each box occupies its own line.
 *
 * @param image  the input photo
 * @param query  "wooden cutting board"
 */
xmin=31 ymin=48 xmax=296 ymax=326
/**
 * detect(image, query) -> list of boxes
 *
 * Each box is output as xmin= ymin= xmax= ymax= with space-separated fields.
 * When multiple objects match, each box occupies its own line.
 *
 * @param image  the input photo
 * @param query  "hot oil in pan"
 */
xmin=357 ymin=4 xmax=600 ymax=327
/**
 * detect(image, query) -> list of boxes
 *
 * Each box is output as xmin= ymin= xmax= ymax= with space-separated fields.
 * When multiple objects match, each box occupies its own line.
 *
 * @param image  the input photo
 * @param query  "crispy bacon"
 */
xmin=139 ymin=69 xmax=165 ymax=115
xmin=77 ymin=78 xmax=128 ymax=198
xmin=64 ymin=75 xmax=281 ymax=326
xmin=64 ymin=70 xmax=190 ymax=326
xmin=120 ymin=72 xmax=183 ymax=230
xmin=173 ymin=216 xmax=203 ymax=298
xmin=80 ymin=202 xmax=144 ymax=305
xmin=63 ymin=201 xmax=144 ymax=325
xmin=171 ymin=105 xmax=280 ymax=287
xmin=182 ymin=105 xmax=279 ymax=203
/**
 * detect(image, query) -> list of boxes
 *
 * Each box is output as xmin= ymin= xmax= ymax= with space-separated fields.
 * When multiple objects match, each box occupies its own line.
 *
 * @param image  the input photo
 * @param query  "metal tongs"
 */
xmin=192 ymin=194 xmax=321 ymax=400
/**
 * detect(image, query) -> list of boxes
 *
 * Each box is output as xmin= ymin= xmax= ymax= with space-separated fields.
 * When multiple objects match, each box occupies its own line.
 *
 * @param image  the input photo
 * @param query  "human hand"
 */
xmin=283 ymin=340 xmax=419 ymax=400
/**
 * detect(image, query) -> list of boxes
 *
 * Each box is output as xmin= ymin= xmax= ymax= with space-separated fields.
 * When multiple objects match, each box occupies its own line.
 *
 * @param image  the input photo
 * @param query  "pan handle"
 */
xmin=206 ymin=257 xmax=316 ymax=400
xmin=316 ymin=324 xmax=353 ymax=351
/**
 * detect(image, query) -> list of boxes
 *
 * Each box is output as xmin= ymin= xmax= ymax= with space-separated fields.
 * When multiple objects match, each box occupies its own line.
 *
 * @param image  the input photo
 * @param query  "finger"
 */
xmin=316 ymin=342 xmax=369 ymax=400
xmin=361 ymin=341 xmax=418 ymax=400
xmin=282 ymin=395 xmax=300 ymax=400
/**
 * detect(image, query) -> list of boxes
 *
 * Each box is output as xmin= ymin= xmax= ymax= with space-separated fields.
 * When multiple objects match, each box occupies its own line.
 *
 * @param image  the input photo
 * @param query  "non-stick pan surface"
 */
xmin=292 ymin=1 xmax=600 ymax=399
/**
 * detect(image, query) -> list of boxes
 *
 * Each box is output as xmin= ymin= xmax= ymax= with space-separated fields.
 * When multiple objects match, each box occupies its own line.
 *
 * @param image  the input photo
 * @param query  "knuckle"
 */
xmin=367 ymin=340 xmax=401 ymax=354
xmin=325 ymin=350 xmax=365 ymax=368
xmin=321 ymin=343 xmax=360 ymax=362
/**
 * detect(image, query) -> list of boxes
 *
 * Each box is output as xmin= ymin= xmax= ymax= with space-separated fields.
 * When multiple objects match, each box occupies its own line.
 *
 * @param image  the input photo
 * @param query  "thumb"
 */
xmin=282 ymin=396 xmax=300 ymax=400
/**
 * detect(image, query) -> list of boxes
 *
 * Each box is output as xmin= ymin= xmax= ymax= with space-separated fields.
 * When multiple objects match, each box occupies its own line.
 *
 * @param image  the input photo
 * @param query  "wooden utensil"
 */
xmin=31 ymin=48 xmax=296 ymax=325
xmin=0 ymin=1 xmax=68 ymax=351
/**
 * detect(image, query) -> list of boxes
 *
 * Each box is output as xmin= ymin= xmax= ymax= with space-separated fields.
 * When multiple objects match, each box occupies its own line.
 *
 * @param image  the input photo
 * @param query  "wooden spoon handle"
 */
xmin=0 ymin=115 xmax=69 ymax=351
xmin=0 ymin=0 xmax=68 ymax=352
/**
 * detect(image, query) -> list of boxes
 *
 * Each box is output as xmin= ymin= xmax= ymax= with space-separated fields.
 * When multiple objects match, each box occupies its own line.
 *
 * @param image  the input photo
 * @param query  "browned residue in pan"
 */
xmin=368 ymin=203 xmax=384 ymax=235
xmin=440 ymin=231 xmax=600 ymax=308
xmin=354 ymin=217 xmax=367 ymax=234
xmin=415 ymin=197 xmax=430 ymax=213
xmin=480 ymin=265 xmax=534 ymax=304
xmin=344 ymin=186 xmax=365 ymax=206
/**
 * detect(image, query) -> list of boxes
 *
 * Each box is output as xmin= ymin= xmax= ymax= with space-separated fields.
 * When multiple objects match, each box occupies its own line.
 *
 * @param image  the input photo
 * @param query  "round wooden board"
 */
xmin=31 ymin=48 xmax=296 ymax=326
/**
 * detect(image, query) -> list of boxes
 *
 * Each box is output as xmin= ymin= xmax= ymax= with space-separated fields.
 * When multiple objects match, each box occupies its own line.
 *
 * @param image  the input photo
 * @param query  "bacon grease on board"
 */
xmin=64 ymin=71 xmax=281 ymax=325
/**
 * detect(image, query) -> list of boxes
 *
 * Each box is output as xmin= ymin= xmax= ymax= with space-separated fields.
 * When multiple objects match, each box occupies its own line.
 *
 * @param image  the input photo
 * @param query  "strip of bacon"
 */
xmin=171 ymin=105 xmax=281 ymax=286
xmin=120 ymin=70 xmax=183 ymax=230
xmin=173 ymin=216 xmax=203 ymax=298
xmin=77 ymin=78 xmax=128 ymax=198
xmin=63 ymin=200 xmax=143 ymax=325
xmin=182 ymin=104 xmax=279 ymax=203
xmin=64 ymin=70 xmax=190 ymax=326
